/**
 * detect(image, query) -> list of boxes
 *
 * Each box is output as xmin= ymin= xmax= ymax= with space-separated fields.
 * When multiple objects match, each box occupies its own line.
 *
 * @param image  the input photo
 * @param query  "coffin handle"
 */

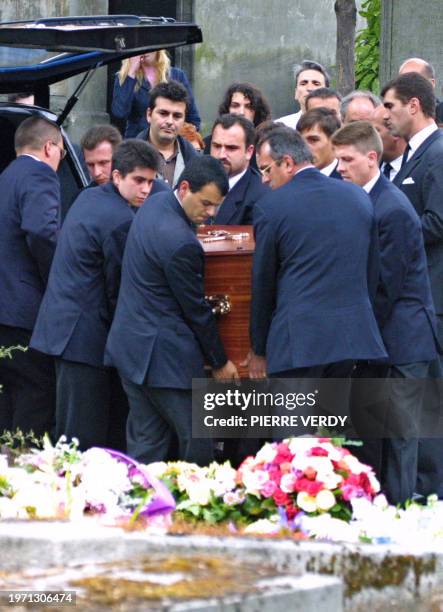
xmin=206 ymin=294 xmax=232 ymax=316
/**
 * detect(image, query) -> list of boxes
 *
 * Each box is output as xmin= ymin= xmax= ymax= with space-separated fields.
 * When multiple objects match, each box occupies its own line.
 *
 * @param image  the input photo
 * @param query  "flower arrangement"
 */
xmin=0 ymin=436 xmax=175 ymax=530
xmin=147 ymin=437 xmax=381 ymax=532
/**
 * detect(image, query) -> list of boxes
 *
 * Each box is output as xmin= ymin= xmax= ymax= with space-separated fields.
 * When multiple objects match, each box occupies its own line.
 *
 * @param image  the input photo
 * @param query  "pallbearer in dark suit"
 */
xmin=245 ymin=126 xmax=386 ymax=380
xmin=105 ymin=157 xmax=239 ymax=465
xmin=298 ymin=108 xmax=342 ymax=179
xmin=31 ymin=140 xmax=168 ymax=451
xmin=0 ymin=116 xmax=63 ymax=437
xmin=333 ymin=121 xmax=440 ymax=504
xmin=382 ymin=72 xmax=443 ymax=499
xmin=209 ymin=114 xmax=268 ymax=225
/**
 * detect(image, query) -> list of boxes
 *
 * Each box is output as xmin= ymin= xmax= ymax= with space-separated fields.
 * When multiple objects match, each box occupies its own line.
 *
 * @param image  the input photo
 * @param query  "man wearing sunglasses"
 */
xmin=0 ymin=116 xmax=63 ymax=439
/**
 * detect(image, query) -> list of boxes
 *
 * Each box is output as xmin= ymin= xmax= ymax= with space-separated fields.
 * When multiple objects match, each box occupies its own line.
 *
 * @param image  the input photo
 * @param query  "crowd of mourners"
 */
xmin=1 ymin=50 xmax=443 ymax=508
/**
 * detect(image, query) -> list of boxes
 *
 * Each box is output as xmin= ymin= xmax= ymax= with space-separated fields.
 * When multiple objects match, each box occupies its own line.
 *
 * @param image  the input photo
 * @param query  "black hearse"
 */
xmin=0 ymin=15 xmax=202 ymax=215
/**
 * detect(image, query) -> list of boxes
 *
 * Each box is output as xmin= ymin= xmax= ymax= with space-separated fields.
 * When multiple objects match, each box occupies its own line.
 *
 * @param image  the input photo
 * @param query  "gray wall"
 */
xmin=380 ymin=0 xmax=443 ymax=96
xmin=193 ymin=0 xmax=340 ymax=134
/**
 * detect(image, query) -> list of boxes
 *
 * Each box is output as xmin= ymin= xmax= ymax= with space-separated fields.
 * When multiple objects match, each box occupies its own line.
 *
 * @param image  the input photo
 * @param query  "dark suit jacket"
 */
xmin=210 ymin=167 xmax=268 ymax=225
xmin=393 ymin=128 xmax=443 ymax=316
xmin=31 ymin=182 xmax=138 ymax=367
xmin=369 ymin=174 xmax=439 ymax=364
xmin=0 ymin=155 xmax=60 ymax=331
xmin=251 ymin=168 xmax=387 ymax=374
xmin=105 ymin=191 xmax=227 ymax=388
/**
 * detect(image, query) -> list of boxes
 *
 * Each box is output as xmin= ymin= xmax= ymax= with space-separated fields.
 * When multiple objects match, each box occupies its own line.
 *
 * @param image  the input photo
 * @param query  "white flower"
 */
xmin=296 ymin=491 xmax=318 ymax=513
xmin=254 ymin=443 xmax=277 ymax=464
xmin=144 ymin=462 xmax=168 ymax=479
xmin=241 ymin=468 xmax=269 ymax=496
xmin=316 ymin=489 xmax=336 ymax=511
xmin=301 ymin=514 xmax=360 ymax=542
xmin=187 ymin=481 xmax=212 ymax=506
xmin=0 ymin=454 xmax=9 ymax=474
xmin=244 ymin=516 xmax=280 ymax=535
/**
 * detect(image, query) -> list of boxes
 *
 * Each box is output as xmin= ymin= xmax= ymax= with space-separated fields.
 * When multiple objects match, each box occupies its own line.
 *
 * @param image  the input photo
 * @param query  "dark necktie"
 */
xmin=382 ymin=162 xmax=393 ymax=179
xmin=401 ymin=144 xmax=411 ymax=168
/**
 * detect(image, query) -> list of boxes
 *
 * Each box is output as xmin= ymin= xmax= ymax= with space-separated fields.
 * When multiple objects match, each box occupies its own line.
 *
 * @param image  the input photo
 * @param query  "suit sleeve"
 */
xmin=366 ymin=216 xmax=381 ymax=307
xmin=421 ymin=158 xmax=443 ymax=245
xmin=111 ymin=74 xmax=137 ymax=120
xmin=102 ymin=219 xmax=132 ymax=319
xmin=19 ymin=164 xmax=60 ymax=284
xmin=374 ymin=207 xmax=415 ymax=326
xmin=164 ymin=241 xmax=227 ymax=368
xmin=250 ymin=203 xmax=278 ymax=356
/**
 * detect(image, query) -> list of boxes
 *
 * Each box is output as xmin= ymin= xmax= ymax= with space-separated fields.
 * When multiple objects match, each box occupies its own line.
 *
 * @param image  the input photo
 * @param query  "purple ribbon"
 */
xmin=101 ymin=448 xmax=176 ymax=516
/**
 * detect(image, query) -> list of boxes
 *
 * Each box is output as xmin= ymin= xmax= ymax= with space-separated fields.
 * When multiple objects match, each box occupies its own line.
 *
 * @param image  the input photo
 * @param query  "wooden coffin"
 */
xmin=197 ymin=225 xmax=255 ymax=377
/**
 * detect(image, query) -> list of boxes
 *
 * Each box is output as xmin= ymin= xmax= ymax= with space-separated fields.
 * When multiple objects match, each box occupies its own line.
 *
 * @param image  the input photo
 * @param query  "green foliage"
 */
xmin=355 ymin=0 xmax=381 ymax=93
xmin=0 ymin=428 xmax=43 ymax=462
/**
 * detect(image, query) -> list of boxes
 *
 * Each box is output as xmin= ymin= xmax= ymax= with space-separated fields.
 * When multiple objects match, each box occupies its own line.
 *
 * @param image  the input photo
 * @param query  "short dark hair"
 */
xmin=148 ymin=80 xmax=189 ymax=113
xmin=381 ymin=72 xmax=436 ymax=119
xmin=81 ymin=124 xmax=122 ymax=152
xmin=257 ymin=125 xmax=313 ymax=165
xmin=111 ymin=139 xmax=161 ymax=176
xmin=211 ymin=114 xmax=256 ymax=148
xmin=218 ymin=82 xmax=271 ymax=127
xmin=305 ymin=87 xmax=342 ymax=108
xmin=294 ymin=60 xmax=330 ymax=87
xmin=298 ymin=108 xmax=342 ymax=137
xmin=177 ymin=156 xmax=229 ymax=196
xmin=331 ymin=120 xmax=383 ymax=160
xmin=14 ymin=116 xmax=61 ymax=152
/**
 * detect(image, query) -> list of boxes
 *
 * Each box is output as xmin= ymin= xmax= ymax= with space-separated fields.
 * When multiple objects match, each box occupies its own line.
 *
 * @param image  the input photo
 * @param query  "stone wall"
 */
xmin=193 ymin=0 xmax=340 ymax=134
xmin=380 ymin=0 xmax=443 ymax=96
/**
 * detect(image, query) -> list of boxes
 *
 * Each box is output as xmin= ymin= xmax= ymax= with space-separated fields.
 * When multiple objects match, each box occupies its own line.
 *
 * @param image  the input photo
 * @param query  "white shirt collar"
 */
xmin=363 ymin=170 xmax=380 ymax=193
xmin=20 ymin=153 xmax=41 ymax=162
xmin=174 ymin=189 xmax=183 ymax=208
xmin=381 ymin=153 xmax=403 ymax=181
xmin=408 ymin=123 xmax=438 ymax=155
xmin=295 ymin=164 xmax=315 ymax=176
xmin=320 ymin=159 xmax=338 ymax=176
xmin=275 ymin=110 xmax=302 ymax=129
xmin=228 ymin=167 xmax=248 ymax=190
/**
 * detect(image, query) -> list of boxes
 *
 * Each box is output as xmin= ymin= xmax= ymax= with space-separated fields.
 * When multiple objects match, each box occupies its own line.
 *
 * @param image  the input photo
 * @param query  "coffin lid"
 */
xmin=0 ymin=15 xmax=202 ymax=93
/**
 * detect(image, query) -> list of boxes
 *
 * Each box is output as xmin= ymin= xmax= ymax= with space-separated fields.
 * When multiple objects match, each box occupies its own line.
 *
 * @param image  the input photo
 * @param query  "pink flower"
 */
xmin=310 ymin=447 xmax=329 ymax=457
xmin=295 ymin=478 xmax=324 ymax=496
xmin=261 ymin=480 xmax=277 ymax=498
xmin=273 ymin=488 xmax=290 ymax=506
xmin=280 ymin=473 xmax=297 ymax=493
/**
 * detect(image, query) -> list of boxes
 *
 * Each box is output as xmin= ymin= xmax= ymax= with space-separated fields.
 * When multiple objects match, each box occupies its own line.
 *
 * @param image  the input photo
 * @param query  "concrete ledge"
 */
xmin=1 ymin=522 xmax=443 ymax=610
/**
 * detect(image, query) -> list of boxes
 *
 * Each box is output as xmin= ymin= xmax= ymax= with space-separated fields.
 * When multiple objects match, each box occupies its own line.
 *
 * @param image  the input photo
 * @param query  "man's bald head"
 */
xmin=399 ymin=58 xmax=436 ymax=87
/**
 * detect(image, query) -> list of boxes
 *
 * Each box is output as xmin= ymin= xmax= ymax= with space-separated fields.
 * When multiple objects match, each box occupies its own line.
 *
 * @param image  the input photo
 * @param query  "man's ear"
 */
xmin=177 ymin=179 xmax=190 ymax=200
xmin=112 ymin=168 xmax=121 ymax=187
xmin=245 ymin=144 xmax=254 ymax=161
xmin=146 ymin=107 xmax=152 ymax=122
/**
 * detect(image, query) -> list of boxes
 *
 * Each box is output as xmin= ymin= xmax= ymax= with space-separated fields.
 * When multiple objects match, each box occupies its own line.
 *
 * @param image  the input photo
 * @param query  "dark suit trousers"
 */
xmin=416 ymin=319 xmax=443 ymax=498
xmin=351 ymin=361 xmax=430 ymax=505
xmin=0 ymin=324 xmax=55 ymax=438
xmin=55 ymin=359 xmax=128 ymax=452
xmin=121 ymin=377 xmax=214 ymax=466
xmin=271 ymin=360 xmax=354 ymax=437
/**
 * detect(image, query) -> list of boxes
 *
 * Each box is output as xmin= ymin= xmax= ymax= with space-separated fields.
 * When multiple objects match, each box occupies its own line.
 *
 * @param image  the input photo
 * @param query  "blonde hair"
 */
xmin=118 ymin=50 xmax=171 ymax=90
